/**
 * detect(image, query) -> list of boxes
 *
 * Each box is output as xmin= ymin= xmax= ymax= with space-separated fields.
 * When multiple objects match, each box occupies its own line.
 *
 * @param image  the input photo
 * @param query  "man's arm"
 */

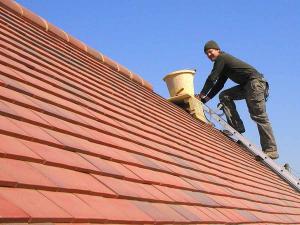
xmin=200 ymin=56 xmax=225 ymax=96
xmin=196 ymin=75 xmax=228 ymax=103
xmin=206 ymin=75 xmax=228 ymax=99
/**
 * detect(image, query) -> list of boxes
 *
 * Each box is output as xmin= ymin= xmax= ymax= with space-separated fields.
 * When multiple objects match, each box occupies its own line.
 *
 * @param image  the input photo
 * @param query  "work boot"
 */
xmin=222 ymin=127 xmax=245 ymax=136
xmin=237 ymin=127 xmax=245 ymax=134
xmin=222 ymin=129 xmax=233 ymax=136
xmin=283 ymin=163 xmax=291 ymax=172
xmin=236 ymin=140 xmax=248 ymax=149
xmin=264 ymin=150 xmax=279 ymax=159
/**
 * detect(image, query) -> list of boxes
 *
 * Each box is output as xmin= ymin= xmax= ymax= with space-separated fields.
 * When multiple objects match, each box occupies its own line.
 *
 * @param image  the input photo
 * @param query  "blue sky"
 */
xmin=17 ymin=0 xmax=300 ymax=175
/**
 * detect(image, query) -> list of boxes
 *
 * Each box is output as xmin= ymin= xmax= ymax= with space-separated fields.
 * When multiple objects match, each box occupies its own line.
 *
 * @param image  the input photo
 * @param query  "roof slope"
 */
xmin=0 ymin=0 xmax=299 ymax=224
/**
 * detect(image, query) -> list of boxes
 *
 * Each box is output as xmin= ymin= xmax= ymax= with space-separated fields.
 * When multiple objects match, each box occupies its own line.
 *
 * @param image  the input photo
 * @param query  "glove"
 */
xmin=195 ymin=93 xmax=210 ymax=104
xmin=201 ymin=96 xmax=210 ymax=104
xmin=195 ymin=93 xmax=205 ymax=99
xmin=201 ymin=97 xmax=207 ymax=104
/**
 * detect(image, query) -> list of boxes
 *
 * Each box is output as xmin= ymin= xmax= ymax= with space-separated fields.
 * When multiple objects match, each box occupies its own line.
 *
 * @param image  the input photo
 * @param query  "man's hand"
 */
xmin=201 ymin=96 xmax=210 ymax=104
xmin=195 ymin=93 xmax=205 ymax=99
xmin=195 ymin=93 xmax=210 ymax=104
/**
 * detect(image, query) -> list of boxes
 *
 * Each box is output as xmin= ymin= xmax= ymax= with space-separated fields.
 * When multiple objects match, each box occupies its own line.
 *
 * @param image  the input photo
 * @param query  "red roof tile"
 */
xmin=0 ymin=187 xmax=72 ymax=222
xmin=93 ymin=175 xmax=156 ymax=200
xmin=0 ymin=133 xmax=42 ymax=162
xmin=77 ymin=194 xmax=155 ymax=223
xmin=39 ymin=191 xmax=105 ymax=223
xmin=170 ymin=204 xmax=214 ymax=222
xmin=133 ymin=201 xmax=188 ymax=223
xmin=0 ymin=158 xmax=56 ymax=190
xmin=0 ymin=0 xmax=300 ymax=224
xmin=29 ymin=162 xmax=115 ymax=196
xmin=21 ymin=141 xmax=98 ymax=172
xmin=0 ymin=193 xmax=29 ymax=222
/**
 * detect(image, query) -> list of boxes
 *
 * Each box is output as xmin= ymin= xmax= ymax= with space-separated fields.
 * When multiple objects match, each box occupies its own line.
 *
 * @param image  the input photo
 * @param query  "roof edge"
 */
xmin=0 ymin=0 xmax=153 ymax=91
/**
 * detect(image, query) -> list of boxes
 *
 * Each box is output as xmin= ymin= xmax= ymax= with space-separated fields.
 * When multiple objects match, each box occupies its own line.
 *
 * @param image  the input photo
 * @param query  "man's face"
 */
xmin=205 ymin=48 xmax=220 ymax=61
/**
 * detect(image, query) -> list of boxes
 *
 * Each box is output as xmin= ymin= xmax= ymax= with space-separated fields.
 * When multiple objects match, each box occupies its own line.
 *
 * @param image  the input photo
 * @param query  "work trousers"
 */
xmin=219 ymin=78 xmax=277 ymax=152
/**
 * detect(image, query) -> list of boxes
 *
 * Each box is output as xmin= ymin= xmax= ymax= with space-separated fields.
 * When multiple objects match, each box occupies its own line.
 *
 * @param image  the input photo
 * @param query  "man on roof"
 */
xmin=197 ymin=40 xmax=278 ymax=159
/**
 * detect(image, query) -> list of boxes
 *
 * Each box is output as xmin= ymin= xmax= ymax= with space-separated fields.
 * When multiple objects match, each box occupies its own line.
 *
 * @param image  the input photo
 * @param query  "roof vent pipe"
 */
xmin=163 ymin=69 xmax=196 ymax=97
xmin=163 ymin=69 xmax=207 ymax=122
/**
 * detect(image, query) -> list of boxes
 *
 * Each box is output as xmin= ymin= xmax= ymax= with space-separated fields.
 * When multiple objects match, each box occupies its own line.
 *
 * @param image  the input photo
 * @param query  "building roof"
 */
xmin=0 ymin=0 xmax=299 ymax=224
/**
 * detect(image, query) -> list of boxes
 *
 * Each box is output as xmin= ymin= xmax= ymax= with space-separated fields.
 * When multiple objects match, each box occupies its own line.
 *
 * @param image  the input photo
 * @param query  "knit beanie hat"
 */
xmin=204 ymin=40 xmax=220 ymax=53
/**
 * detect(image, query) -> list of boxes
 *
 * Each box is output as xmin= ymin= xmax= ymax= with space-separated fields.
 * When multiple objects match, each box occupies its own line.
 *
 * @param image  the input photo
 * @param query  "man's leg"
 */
xmin=245 ymin=79 xmax=278 ymax=158
xmin=219 ymin=85 xmax=246 ymax=133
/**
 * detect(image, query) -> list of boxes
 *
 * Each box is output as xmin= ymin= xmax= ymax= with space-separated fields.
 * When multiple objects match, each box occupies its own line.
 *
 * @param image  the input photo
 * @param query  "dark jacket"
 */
xmin=201 ymin=52 xmax=262 ymax=99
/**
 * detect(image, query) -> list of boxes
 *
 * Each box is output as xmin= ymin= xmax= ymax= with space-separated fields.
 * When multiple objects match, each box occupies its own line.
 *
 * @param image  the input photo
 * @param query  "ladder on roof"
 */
xmin=201 ymin=102 xmax=300 ymax=192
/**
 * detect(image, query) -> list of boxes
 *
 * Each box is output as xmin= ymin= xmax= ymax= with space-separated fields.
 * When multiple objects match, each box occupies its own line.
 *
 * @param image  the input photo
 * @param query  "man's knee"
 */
xmin=219 ymin=91 xmax=230 ymax=103
xmin=250 ymin=114 xmax=269 ymax=124
xmin=247 ymin=99 xmax=268 ymax=123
